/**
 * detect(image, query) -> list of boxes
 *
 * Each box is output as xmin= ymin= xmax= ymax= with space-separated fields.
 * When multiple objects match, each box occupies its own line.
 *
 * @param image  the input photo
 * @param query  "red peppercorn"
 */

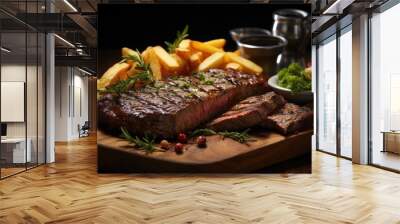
xmin=197 ymin=136 xmax=207 ymax=148
xmin=175 ymin=143 xmax=184 ymax=154
xmin=178 ymin=133 xmax=187 ymax=143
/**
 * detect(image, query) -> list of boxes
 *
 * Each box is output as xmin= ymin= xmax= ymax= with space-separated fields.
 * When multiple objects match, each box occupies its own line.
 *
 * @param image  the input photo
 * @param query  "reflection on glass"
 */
xmin=371 ymin=4 xmax=400 ymax=171
xmin=0 ymin=1 xmax=46 ymax=179
xmin=339 ymin=28 xmax=352 ymax=158
xmin=317 ymin=36 xmax=337 ymax=154
xmin=27 ymin=31 xmax=38 ymax=169
xmin=1 ymin=32 xmax=27 ymax=177
xmin=38 ymin=32 xmax=46 ymax=165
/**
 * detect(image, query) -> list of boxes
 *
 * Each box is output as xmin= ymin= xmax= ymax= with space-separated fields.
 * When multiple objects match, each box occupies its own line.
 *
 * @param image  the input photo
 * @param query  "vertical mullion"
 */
xmin=44 ymin=0 xmax=47 ymax=164
xmin=315 ymin=44 xmax=320 ymax=151
xmin=25 ymin=0 xmax=28 ymax=171
xmin=36 ymin=0 xmax=39 ymax=167
xmin=73 ymin=68 xmax=75 ymax=118
xmin=336 ymin=27 xmax=341 ymax=157
xmin=367 ymin=11 xmax=373 ymax=165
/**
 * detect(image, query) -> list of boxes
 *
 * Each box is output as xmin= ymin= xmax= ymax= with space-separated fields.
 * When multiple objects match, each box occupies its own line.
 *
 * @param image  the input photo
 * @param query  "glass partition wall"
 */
xmin=317 ymin=35 xmax=337 ymax=155
xmin=0 ymin=3 xmax=46 ymax=179
xmin=370 ymin=2 xmax=400 ymax=171
xmin=339 ymin=26 xmax=352 ymax=159
xmin=316 ymin=25 xmax=353 ymax=159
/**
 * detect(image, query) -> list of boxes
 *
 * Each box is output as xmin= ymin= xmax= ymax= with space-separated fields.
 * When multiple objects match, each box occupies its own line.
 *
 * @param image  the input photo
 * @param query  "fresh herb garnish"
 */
xmin=190 ymin=128 xmax=217 ymax=138
xmin=277 ymin=63 xmax=311 ymax=92
xmin=218 ymin=129 xmax=252 ymax=143
xmin=153 ymin=81 xmax=165 ymax=88
xmin=175 ymin=79 xmax=194 ymax=89
xmin=121 ymin=49 xmax=150 ymax=71
xmin=198 ymin=73 xmax=214 ymax=85
xmin=120 ymin=127 xmax=160 ymax=154
xmin=101 ymin=51 xmax=153 ymax=94
xmin=165 ymin=25 xmax=189 ymax=53
xmin=103 ymin=71 xmax=153 ymax=94
xmin=190 ymin=128 xmax=252 ymax=144
xmin=202 ymin=80 xmax=214 ymax=85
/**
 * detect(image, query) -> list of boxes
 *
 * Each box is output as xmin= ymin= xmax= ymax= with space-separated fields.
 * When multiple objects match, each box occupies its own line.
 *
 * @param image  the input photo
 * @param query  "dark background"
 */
xmin=97 ymin=3 xmax=310 ymax=76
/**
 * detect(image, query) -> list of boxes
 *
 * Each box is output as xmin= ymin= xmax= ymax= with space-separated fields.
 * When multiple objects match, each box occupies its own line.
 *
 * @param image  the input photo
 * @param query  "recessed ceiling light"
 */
xmin=322 ymin=0 xmax=354 ymax=15
xmin=54 ymin=34 xmax=75 ymax=48
xmin=1 ymin=47 xmax=11 ymax=53
xmin=63 ymin=0 xmax=78 ymax=12
xmin=77 ymin=67 xmax=93 ymax=76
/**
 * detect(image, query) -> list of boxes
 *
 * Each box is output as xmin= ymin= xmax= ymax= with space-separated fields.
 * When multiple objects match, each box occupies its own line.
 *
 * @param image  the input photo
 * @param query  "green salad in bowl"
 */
xmin=268 ymin=63 xmax=312 ymax=104
xmin=277 ymin=63 xmax=311 ymax=92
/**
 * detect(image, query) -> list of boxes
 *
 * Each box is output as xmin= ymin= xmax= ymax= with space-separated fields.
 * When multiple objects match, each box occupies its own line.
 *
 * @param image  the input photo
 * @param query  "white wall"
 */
xmin=55 ymin=66 xmax=70 ymax=141
xmin=54 ymin=67 xmax=89 ymax=141
xmin=1 ymin=64 xmax=36 ymax=138
xmin=1 ymin=63 xmax=46 ymax=164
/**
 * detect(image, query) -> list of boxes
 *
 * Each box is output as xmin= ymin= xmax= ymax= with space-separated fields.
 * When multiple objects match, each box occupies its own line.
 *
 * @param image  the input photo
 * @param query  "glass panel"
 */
xmin=38 ymin=32 xmax=45 ymax=165
xmin=1 ymin=31 xmax=27 ymax=177
xmin=339 ymin=27 xmax=352 ymax=158
xmin=371 ymin=4 xmax=400 ymax=171
xmin=26 ymin=0 xmax=39 ymax=169
xmin=317 ymin=35 xmax=337 ymax=154
xmin=27 ymin=30 xmax=38 ymax=169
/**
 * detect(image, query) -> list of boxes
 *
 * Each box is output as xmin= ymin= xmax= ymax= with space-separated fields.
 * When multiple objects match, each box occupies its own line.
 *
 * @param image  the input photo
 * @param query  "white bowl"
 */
xmin=267 ymin=75 xmax=313 ymax=104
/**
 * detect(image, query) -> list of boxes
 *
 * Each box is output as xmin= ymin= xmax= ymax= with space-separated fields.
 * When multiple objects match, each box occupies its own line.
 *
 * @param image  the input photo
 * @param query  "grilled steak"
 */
xmin=207 ymin=92 xmax=286 ymax=132
xmin=261 ymin=103 xmax=313 ymax=135
xmin=98 ymin=69 xmax=267 ymax=138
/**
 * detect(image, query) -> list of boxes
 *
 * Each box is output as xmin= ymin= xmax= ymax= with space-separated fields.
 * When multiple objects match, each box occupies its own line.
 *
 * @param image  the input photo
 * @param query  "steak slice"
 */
xmin=207 ymin=92 xmax=286 ymax=132
xmin=261 ymin=103 xmax=313 ymax=135
xmin=98 ymin=69 xmax=267 ymax=138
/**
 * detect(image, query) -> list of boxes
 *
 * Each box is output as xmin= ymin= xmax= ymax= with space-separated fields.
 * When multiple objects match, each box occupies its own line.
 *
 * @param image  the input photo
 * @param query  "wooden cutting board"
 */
xmin=97 ymin=129 xmax=313 ymax=173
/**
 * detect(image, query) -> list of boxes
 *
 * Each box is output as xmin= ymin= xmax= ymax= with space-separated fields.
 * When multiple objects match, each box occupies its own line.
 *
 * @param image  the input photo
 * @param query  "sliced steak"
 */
xmin=261 ymin=103 xmax=313 ymax=135
xmin=98 ymin=69 xmax=267 ymax=138
xmin=207 ymin=92 xmax=286 ymax=132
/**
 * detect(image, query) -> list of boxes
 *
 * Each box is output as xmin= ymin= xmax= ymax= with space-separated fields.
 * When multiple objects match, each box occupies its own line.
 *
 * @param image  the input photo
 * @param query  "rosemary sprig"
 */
xmin=190 ymin=128 xmax=217 ymax=138
xmin=120 ymin=127 xmax=157 ymax=153
xmin=189 ymin=128 xmax=252 ymax=144
xmin=121 ymin=49 xmax=150 ymax=71
xmin=102 ymin=70 xmax=153 ymax=94
xmin=165 ymin=25 xmax=189 ymax=53
xmin=102 ymin=51 xmax=153 ymax=94
xmin=218 ymin=129 xmax=252 ymax=143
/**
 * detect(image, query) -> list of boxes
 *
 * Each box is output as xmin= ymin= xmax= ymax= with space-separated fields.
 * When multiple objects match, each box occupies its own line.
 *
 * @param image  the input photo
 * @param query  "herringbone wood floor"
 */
xmin=1 ymin=135 xmax=400 ymax=224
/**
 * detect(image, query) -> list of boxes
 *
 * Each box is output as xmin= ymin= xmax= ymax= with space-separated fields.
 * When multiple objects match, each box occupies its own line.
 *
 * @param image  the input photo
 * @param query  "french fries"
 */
xmin=171 ymin=53 xmax=190 ymax=75
xmin=141 ymin=46 xmax=152 ymax=60
xmin=233 ymin=49 xmax=241 ymax=56
xmin=198 ymin=52 xmax=225 ymax=72
xmin=152 ymin=46 xmax=180 ymax=70
xmin=175 ymin=48 xmax=192 ymax=60
xmin=189 ymin=52 xmax=204 ymax=70
xmin=146 ymin=48 xmax=163 ymax=80
xmin=191 ymin=41 xmax=223 ymax=54
xmin=122 ymin=47 xmax=139 ymax=59
xmin=178 ymin=39 xmax=191 ymax=49
xmin=121 ymin=47 xmax=141 ymax=77
xmin=225 ymin=52 xmax=262 ymax=75
xmin=98 ymin=62 xmax=131 ymax=89
xmin=204 ymin=39 xmax=226 ymax=49
xmin=98 ymin=37 xmax=264 ymax=91
xmin=225 ymin=62 xmax=242 ymax=71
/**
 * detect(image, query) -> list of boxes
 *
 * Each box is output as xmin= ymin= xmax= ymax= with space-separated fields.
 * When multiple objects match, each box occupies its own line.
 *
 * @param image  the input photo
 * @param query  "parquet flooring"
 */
xmin=0 ymin=135 xmax=400 ymax=224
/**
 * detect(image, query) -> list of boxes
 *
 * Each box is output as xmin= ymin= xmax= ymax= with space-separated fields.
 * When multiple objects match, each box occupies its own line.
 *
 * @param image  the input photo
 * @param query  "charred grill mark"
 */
xmin=98 ymin=69 xmax=268 ymax=138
